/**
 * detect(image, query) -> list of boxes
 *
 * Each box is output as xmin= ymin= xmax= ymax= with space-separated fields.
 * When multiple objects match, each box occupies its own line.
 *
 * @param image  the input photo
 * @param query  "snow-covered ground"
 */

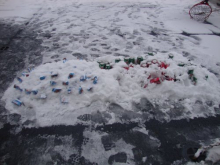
xmin=1 ymin=0 xmax=220 ymax=164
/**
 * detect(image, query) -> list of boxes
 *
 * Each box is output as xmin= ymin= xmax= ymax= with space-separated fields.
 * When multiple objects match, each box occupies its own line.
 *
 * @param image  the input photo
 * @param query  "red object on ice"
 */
xmin=150 ymin=77 xmax=161 ymax=84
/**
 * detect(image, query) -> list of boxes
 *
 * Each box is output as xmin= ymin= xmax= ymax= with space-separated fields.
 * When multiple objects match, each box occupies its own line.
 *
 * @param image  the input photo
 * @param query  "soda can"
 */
xmin=78 ymin=86 xmax=83 ymax=94
xmin=17 ymin=77 xmax=23 ymax=83
xmin=62 ymin=81 xmax=69 ymax=85
xmin=99 ymin=63 xmax=106 ymax=69
xmin=150 ymin=77 xmax=161 ymax=84
xmin=63 ymin=58 xmax=67 ymax=63
xmin=14 ymin=85 xmax=23 ymax=92
xmin=40 ymin=76 xmax=46 ymax=80
xmin=40 ymin=94 xmax=47 ymax=99
xmin=115 ymin=58 xmax=121 ymax=63
xmin=32 ymin=90 xmax=38 ymax=95
xmin=168 ymin=53 xmax=174 ymax=59
xmin=137 ymin=56 xmax=143 ymax=64
xmin=151 ymin=59 xmax=158 ymax=64
xmin=93 ymin=76 xmax=98 ymax=84
xmin=106 ymin=64 xmax=111 ymax=70
xmin=124 ymin=57 xmax=130 ymax=64
xmin=146 ymin=61 xmax=152 ymax=68
xmin=12 ymin=99 xmax=23 ymax=106
xmin=67 ymin=87 xmax=72 ymax=94
xmin=68 ymin=73 xmax=74 ymax=79
xmin=51 ymin=73 xmax=58 ymax=78
xmin=25 ymin=89 xmax=31 ymax=94
xmin=87 ymin=87 xmax=93 ymax=91
xmin=50 ymin=81 xmax=56 ymax=86
xmin=52 ymin=88 xmax=62 ymax=93
xmin=80 ymin=75 xmax=86 ymax=82
xmin=28 ymin=67 xmax=34 ymax=72
xmin=129 ymin=57 xmax=135 ymax=64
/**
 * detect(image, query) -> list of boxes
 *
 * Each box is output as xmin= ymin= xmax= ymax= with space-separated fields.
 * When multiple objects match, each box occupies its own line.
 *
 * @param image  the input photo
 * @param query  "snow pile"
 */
xmin=2 ymin=51 xmax=220 ymax=127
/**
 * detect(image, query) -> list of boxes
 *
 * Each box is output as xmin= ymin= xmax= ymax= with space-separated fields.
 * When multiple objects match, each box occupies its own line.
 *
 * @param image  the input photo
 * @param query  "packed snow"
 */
xmin=2 ymin=52 xmax=220 ymax=127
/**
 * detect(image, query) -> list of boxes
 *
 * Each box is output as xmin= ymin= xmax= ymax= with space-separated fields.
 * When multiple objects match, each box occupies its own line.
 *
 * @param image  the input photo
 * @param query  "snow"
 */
xmin=2 ymin=52 xmax=220 ymax=126
xmin=81 ymin=130 xmax=134 ymax=164
xmin=1 ymin=0 xmax=220 ymax=164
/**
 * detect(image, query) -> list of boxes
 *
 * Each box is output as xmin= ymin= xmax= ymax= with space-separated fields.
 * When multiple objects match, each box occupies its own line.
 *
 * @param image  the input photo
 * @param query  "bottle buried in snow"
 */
xmin=178 ymin=63 xmax=185 ymax=67
xmin=124 ymin=57 xmax=130 ymax=65
xmin=106 ymin=64 xmax=111 ymax=70
xmin=62 ymin=81 xmax=69 ymax=85
xmin=52 ymin=88 xmax=62 ymax=93
xmin=137 ymin=56 xmax=143 ymax=64
xmin=78 ymin=86 xmax=83 ymax=94
xmin=99 ymin=63 xmax=106 ymax=69
xmin=32 ymin=90 xmax=38 ymax=95
xmin=40 ymin=76 xmax=46 ymax=80
xmin=12 ymin=99 xmax=23 ymax=106
xmin=68 ymin=73 xmax=74 ymax=79
xmin=188 ymin=70 xmax=194 ymax=77
xmin=17 ymin=77 xmax=23 ymax=83
xmin=147 ymin=52 xmax=154 ymax=56
xmin=115 ymin=58 xmax=121 ymax=63
xmin=14 ymin=85 xmax=23 ymax=92
xmin=129 ymin=57 xmax=135 ymax=64
xmin=50 ymin=81 xmax=56 ymax=86
xmin=168 ymin=53 xmax=174 ymax=59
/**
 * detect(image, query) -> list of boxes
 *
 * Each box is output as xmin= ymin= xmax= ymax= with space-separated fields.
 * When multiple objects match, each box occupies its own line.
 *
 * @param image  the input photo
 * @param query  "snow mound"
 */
xmin=2 ymin=53 xmax=220 ymax=127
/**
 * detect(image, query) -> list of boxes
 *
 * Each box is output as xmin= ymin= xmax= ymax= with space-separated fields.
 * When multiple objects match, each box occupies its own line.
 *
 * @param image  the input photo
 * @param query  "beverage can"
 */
xmin=12 ymin=99 xmax=23 ymax=106
xmin=68 ymin=73 xmax=74 ymax=79
xmin=40 ymin=76 xmax=46 ymax=80
xmin=17 ymin=77 xmax=23 ymax=83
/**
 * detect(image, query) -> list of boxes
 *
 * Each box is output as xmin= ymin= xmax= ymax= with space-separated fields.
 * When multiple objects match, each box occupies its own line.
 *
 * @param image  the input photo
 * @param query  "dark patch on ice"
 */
xmin=91 ymin=48 xmax=100 ymax=52
xmin=108 ymin=152 xmax=127 ymax=164
xmin=208 ymin=69 xmax=219 ymax=76
xmin=51 ymin=55 xmax=59 ymax=59
xmin=181 ymin=31 xmax=191 ymax=37
xmin=203 ymin=20 xmax=212 ymax=25
xmin=111 ymin=48 xmax=119 ymax=51
xmin=149 ymin=31 xmax=158 ymax=36
xmin=182 ymin=51 xmax=190 ymax=57
xmin=114 ymin=53 xmax=129 ymax=57
xmin=90 ymin=54 xmax=100 ymax=57
xmin=72 ymin=53 xmax=87 ymax=59
xmin=0 ymin=22 xmax=43 ymax=95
